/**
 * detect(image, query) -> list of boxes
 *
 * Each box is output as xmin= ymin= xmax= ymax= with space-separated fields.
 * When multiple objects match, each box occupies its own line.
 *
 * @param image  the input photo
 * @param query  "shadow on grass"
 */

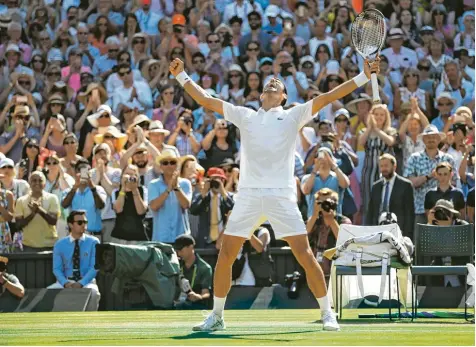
xmin=171 ymin=329 xmax=317 ymax=342
xmin=337 ymin=319 xmax=473 ymax=325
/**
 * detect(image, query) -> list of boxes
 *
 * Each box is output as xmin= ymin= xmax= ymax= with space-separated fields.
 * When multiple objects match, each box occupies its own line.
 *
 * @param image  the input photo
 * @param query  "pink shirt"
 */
xmin=61 ymin=66 xmax=91 ymax=93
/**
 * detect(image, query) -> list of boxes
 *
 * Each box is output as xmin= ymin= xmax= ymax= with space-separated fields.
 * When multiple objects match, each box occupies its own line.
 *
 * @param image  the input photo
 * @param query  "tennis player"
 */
xmin=170 ymin=57 xmax=380 ymax=332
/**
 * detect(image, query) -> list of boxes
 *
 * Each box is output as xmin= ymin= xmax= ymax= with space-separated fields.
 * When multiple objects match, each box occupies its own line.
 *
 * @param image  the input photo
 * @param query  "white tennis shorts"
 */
xmin=224 ymin=188 xmax=307 ymax=240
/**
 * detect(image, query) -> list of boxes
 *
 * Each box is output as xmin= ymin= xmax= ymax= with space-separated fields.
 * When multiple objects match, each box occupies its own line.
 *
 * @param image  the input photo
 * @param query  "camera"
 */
xmin=318 ymin=198 xmax=337 ymax=213
xmin=222 ymin=32 xmax=233 ymax=47
xmin=173 ymin=26 xmax=182 ymax=34
xmin=180 ymin=275 xmax=192 ymax=294
xmin=284 ymin=271 xmax=303 ymax=299
xmin=378 ymin=212 xmax=397 ymax=225
xmin=181 ymin=117 xmax=193 ymax=126
xmin=281 ymin=62 xmax=292 ymax=77
xmin=19 ymin=159 xmax=28 ymax=169
xmin=434 ymin=207 xmax=450 ymax=222
xmin=210 ymin=179 xmax=220 ymax=189
xmin=0 ymin=259 xmax=6 ymax=272
xmin=127 ymin=176 xmax=137 ymax=183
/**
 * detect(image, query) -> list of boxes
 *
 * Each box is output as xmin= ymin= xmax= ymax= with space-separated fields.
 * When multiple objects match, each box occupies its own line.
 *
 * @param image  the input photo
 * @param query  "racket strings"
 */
xmin=351 ymin=10 xmax=386 ymax=58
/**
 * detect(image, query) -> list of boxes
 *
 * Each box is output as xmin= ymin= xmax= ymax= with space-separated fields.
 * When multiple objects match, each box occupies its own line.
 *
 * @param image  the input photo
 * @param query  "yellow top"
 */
xmin=349 ymin=116 xmax=366 ymax=152
xmin=15 ymin=192 xmax=60 ymax=248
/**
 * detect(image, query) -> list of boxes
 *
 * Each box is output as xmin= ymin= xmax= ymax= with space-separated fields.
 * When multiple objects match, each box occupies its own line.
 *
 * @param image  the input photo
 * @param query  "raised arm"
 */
xmin=311 ymin=58 xmax=380 ymax=115
xmin=169 ymin=58 xmax=225 ymax=116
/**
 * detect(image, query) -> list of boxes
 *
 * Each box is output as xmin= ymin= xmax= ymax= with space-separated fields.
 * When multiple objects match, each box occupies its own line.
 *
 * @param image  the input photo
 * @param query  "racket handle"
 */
xmin=371 ymin=73 xmax=380 ymax=104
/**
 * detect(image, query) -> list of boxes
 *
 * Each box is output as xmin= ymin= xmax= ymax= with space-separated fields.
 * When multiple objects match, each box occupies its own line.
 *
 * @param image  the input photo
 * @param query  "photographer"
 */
xmin=264 ymin=50 xmax=309 ymax=104
xmin=167 ymin=110 xmax=203 ymax=157
xmin=427 ymin=199 xmax=469 ymax=287
xmin=190 ymin=168 xmax=234 ymax=248
xmin=61 ymin=159 xmax=107 ymax=239
xmin=0 ymin=256 xmax=24 ymax=299
xmin=201 ymin=119 xmax=239 ymax=171
xmin=174 ymin=235 xmax=212 ymax=310
xmin=111 ymin=164 xmax=148 ymax=244
xmin=306 ymin=188 xmax=351 ymax=279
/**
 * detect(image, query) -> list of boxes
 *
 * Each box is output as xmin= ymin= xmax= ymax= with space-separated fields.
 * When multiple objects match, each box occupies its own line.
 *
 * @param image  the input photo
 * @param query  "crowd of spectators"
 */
xmin=0 ymin=0 xmax=474 ymax=305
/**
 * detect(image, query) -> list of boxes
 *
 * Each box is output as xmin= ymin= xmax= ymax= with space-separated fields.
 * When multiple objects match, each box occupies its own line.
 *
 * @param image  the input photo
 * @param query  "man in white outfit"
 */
xmin=169 ymin=56 xmax=379 ymax=332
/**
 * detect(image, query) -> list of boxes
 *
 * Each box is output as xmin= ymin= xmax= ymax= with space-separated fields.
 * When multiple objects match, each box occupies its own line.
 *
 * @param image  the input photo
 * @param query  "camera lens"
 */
xmin=210 ymin=180 xmax=220 ymax=189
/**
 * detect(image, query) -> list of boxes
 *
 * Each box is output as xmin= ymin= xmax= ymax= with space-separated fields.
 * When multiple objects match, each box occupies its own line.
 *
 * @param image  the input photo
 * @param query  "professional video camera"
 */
xmin=284 ymin=271 xmax=304 ymax=299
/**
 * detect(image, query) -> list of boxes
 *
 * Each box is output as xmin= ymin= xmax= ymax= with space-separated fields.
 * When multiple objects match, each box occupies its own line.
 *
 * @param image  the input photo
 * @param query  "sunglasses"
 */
xmin=172 ymin=50 xmax=183 ymax=55
xmin=137 ymin=121 xmax=149 ymax=129
xmin=247 ymin=47 xmax=259 ymax=52
xmin=208 ymin=39 xmax=220 ymax=44
xmin=26 ymin=143 xmax=39 ymax=149
xmin=17 ymin=116 xmax=30 ymax=121
xmin=417 ymin=65 xmax=430 ymax=71
xmin=18 ymin=80 xmax=31 ymax=86
xmin=335 ymin=117 xmax=348 ymax=123
xmin=133 ymin=39 xmax=145 ymax=44
xmin=438 ymin=102 xmax=453 ymax=106
xmin=103 ymin=134 xmax=115 ymax=140
xmin=64 ymin=140 xmax=76 ymax=145
xmin=46 ymin=161 xmax=59 ymax=166
xmin=193 ymin=59 xmax=204 ymax=64
xmin=78 ymin=31 xmax=88 ymax=35
xmin=118 ymin=70 xmax=131 ymax=76
xmin=74 ymin=220 xmax=88 ymax=225
xmin=1 ymin=166 xmax=13 ymax=169
xmin=108 ymin=49 xmax=119 ymax=53
xmin=329 ymin=77 xmax=340 ymax=82
xmin=161 ymin=160 xmax=177 ymax=166
xmin=32 ymin=59 xmax=43 ymax=63
xmin=405 ymin=74 xmax=418 ymax=78
xmin=48 ymin=72 xmax=61 ymax=77
xmin=99 ymin=113 xmax=111 ymax=119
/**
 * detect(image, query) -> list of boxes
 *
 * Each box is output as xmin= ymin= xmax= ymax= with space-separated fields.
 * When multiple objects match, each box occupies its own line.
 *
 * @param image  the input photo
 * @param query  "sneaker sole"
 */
xmin=323 ymin=325 xmax=340 ymax=331
xmin=192 ymin=326 xmax=226 ymax=332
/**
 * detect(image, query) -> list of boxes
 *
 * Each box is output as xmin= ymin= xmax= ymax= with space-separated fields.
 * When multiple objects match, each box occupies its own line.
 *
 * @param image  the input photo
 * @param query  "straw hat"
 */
xmin=154 ymin=148 xmax=182 ymax=165
xmin=418 ymin=124 xmax=446 ymax=142
xmin=77 ymin=82 xmax=108 ymax=105
xmin=148 ymin=120 xmax=170 ymax=136
xmin=48 ymin=81 xmax=74 ymax=100
xmin=94 ymin=126 xmax=128 ymax=152
xmin=87 ymin=105 xmax=120 ymax=128
xmin=48 ymin=93 xmax=66 ymax=105
xmin=345 ymin=93 xmax=372 ymax=114
xmin=129 ymin=114 xmax=151 ymax=130
xmin=141 ymin=59 xmax=161 ymax=81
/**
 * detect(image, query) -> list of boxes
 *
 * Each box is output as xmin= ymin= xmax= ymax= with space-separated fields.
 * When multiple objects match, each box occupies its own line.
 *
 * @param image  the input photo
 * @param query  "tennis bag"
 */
xmin=330 ymin=224 xmax=413 ymax=306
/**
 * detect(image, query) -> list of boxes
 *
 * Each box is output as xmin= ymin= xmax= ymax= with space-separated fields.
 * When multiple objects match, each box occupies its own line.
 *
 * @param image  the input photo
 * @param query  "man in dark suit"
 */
xmin=190 ymin=168 xmax=235 ymax=248
xmin=366 ymin=154 xmax=415 ymax=239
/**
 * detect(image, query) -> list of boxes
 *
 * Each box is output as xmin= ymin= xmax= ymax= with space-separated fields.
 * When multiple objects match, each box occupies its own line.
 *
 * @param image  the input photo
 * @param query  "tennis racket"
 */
xmin=351 ymin=9 xmax=386 ymax=103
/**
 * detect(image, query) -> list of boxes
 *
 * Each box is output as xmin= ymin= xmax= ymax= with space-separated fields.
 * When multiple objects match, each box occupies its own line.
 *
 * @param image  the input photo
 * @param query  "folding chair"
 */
xmin=412 ymin=223 xmax=474 ymax=321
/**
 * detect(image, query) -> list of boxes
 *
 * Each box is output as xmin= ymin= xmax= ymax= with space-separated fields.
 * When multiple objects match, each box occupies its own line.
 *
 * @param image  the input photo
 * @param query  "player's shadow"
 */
xmin=172 ymin=329 xmax=317 ymax=342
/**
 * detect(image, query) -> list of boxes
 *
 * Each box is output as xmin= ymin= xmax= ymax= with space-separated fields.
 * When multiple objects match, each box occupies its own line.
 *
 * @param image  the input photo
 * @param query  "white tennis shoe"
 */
xmin=322 ymin=311 xmax=340 ymax=331
xmin=192 ymin=311 xmax=226 ymax=332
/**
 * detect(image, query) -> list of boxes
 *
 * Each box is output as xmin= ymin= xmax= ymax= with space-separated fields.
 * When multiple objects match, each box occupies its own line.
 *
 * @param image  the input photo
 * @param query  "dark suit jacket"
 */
xmin=190 ymin=191 xmax=235 ymax=248
xmin=366 ymin=174 xmax=415 ymax=239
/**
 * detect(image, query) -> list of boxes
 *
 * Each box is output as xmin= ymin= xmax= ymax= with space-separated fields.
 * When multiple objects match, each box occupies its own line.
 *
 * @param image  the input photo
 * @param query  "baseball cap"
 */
xmin=207 ymin=167 xmax=226 ymax=180
xmin=260 ymin=57 xmax=273 ymax=66
xmin=0 ymin=158 xmax=14 ymax=168
xmin=388 ymin=28 xmax=404 ymax=40
xmin=334 ymin=108 xmax=350 ymax=121
xmin=172 ymin=14 xmax=186 ymax=26
xmin=434 ymin=199 xmax=459 ymax=216
xmin=265 ymin=4 xmax=280 ymax=18
xmin=174 ymin=234 xmax=195 ymax=250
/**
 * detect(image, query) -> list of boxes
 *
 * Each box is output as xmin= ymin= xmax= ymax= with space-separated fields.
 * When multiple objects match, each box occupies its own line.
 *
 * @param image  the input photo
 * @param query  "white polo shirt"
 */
xmin=223 ymin=101 xmax=314 ymax=189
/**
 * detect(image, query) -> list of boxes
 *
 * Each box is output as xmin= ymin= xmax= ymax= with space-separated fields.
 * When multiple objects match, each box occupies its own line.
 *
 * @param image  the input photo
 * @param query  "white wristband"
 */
xmin=353 ymin=71 xmax=370 ymax=87
xmin=175 ymin=71 xmax=191 ymax=87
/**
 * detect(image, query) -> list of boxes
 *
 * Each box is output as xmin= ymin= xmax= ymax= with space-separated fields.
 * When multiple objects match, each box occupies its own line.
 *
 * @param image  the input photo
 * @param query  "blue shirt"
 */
xmin=301 ymin=172 xmax=343 ymax=217
xmin=63 ymin=186 xmax=107 ymax=233
xmin=148 ymin=176 xmax=192 ymax=243
xmin=92 ymin=54 xmax=117 ymax=76
xmin=136 ymin=9 xmax=162 ymax=36
xmin=53 ymin=234 xmax=99 ymax=287
xmin=431 ymin=115 xmax=446 ymax=132
xmin=87 ymin=12 xmax=125 ymax=28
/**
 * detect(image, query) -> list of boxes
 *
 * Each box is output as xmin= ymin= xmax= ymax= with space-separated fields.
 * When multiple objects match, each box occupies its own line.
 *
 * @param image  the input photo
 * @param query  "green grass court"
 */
xmin=2 ymin=309 xmax=474 ymax=346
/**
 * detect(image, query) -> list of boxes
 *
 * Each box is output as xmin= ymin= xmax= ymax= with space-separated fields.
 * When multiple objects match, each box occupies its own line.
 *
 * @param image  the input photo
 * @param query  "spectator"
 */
xmin=201 ymin=119 xmax=238 ymax=170
xmin=0 ymin=182 xmax=14 ymax=253
xmin=174 ymin=234 xmax=213 ymax=310
xmin=39 ymin=114 xmax=68 ymax=158
xmin=16 ymin=138 xmax=40 ymax=181
xmin=358 ymin=104 xmax=397 ymax=223
xmin=432 ymin=92 xmax=456 ymax=132
xmin=399 ymin=99 xmax=430 ymax=166
xmin=366 ymin=154 xmax=415 ymax=239
xmin=394 ymin=68 xmax=431 ymax=117
xmin=242 ymin=71 xmax=263 ymax=110
xmin=111 ymin=164 xmax=148 ymax=243
xmin=239 ymin=11 xmax=272 ymax=57
xmin=59 ymin=133 xmax=83 ymax=178
xmin=136 ymin=0 xmax=163 ymax=36
xmin=424 ymin=162 xmax=465 ymax=217
xmin=92 ymin=36 xmax=120 ymax=81
xmin=90 ymin=143 xmax=121 ymax=243
xmin=435 ymin=60 xmax=474 ymax=112
xmin=0 ymin=105 xmax=40 ymax=164
xmin=66 ymin=23 xmax=100 ymax=69
xmin=466 ymin=188 xmax=474 ymax=224
xmin=167 ymin=109 xmax=203 ymax=157
xmin=427 ymin=36 xmax=452 ymax=80
xmin=15 ymin=171 xmax=59 ymax=252
xmin=0 ymin=256 xmax=25 ymax=298
xmin=223 ymin=0 xmax=264 ymax=36
xmin=309 ymin=18 xmax=338 ymax=59
xmin=403 ymin=125 xmax=455 ymax=227
xmin=61 ymin=158 xmax=107 ymax=239
xmin=48 ymin=210 xmax=100 ymax=311
xmin=93 ymin=126 xmax=128 ymax=168
xmin=431 ymin=5 xmax=456 ymax=54
xmin=152 ymin=84 xmax=184 ymax=132
xmin=148 ymin=149 xmax=192 ymax=243
xmin=454 ymin=12 xmax=475 ymax=50
xmin=190 ymin=167 xmax=234 ymax=248
xmin=301 ymin=147 xmax=350 ymax=217
xmin=82 ymin=105 xmax=120 ymax=159
xmin=146 ymin=120 xmax=180 ymax=156
xmin=307 ymin=188 xmax=351 ymax=279
xmin=219 ymin=65 xmax=245 ymax=105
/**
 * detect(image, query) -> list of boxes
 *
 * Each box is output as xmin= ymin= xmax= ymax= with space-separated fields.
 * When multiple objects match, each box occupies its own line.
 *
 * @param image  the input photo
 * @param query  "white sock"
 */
xmin=213 ymin=296 xmax=226 ymax=317
xmin=316 ymin=295 xmax=332 ymax=313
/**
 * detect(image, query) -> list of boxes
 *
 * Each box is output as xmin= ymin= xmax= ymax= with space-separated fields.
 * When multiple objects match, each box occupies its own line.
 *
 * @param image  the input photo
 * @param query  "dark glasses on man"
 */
xmin=99 ymin=113 xmax=111 ymax=119
xmin=46 ymin=161 xmax=59 ymax=166
xmin=208 ymin=39 xmax=220 ymax=44
xmin=438 ymin=102 xmax=453 ymax=106
xmin=417 ymin=65 xmax=430 ymax=71
xmin=118 ymin=70 xmax=131 ymax=76
xmin=74 ymin=220 xmax=88 ymax=225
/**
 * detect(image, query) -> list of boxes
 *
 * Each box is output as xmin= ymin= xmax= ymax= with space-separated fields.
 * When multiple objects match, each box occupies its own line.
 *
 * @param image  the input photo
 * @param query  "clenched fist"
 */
xmin=169 ymin=58 xmax=185 ymax=77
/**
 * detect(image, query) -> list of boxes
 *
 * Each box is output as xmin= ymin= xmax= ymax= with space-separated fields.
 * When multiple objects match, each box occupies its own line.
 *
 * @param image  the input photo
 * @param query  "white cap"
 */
xmin=265 ymin=5 xmax=280 ymax=17
xmin=0 ymin=158 xmax=14 ymax=168
xmin=326 ymin=60 xmax=340 ymax=75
